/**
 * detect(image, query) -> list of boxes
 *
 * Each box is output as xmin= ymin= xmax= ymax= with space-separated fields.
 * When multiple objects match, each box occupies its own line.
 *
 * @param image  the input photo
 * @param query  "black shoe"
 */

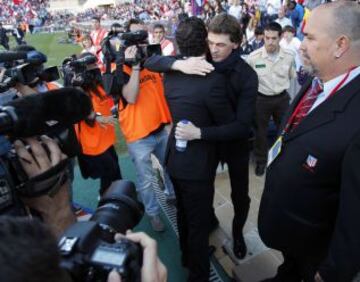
xmin=233 ymin=235 xmax=247 ymax=259
xmin=255 ymin=163 xmax=266 ymax=176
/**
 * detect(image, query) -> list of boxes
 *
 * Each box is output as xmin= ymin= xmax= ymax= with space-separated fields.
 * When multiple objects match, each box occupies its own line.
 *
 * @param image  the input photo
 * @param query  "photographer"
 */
xmin=0 ymin=217 xmax=167 ymax=282
xmin=13 ymin=136 xmax=76 ymax=238
xmin=73 ymin=53 xmax=122 ymax=196
xmin=117 ymin=19 xmax=175 ymax=232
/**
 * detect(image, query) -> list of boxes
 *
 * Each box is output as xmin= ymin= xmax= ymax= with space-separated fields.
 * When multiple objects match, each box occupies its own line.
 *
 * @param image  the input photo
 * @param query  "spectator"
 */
xmin=152 ymin=23 xmax=176 ymax=56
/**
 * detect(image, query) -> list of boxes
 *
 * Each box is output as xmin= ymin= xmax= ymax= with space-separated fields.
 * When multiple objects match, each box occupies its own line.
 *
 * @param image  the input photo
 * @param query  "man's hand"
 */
xmin=96 ymin=115 xmax=117 ymax=128
xmin=107 ymin=231 xmax=167 ymax=282
xmin=175 ymin=121 xmax=201 ymax=141
xmin=172 ymin=56 xmax=214 ymax=76
xmin=124 ymin=45 xmax=141 ymax=69
xmin=14 ymin=136 xmax=76 ymax=238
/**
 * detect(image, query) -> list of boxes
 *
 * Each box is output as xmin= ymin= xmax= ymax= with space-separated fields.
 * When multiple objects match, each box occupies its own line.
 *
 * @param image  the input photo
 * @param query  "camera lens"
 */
xmin=90 ymin=180 xmax=144 ymax=241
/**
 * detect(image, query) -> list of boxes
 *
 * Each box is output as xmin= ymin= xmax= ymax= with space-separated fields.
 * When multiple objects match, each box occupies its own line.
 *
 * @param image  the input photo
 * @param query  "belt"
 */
xmin=258 ymin=90 xmax=287 ymax=98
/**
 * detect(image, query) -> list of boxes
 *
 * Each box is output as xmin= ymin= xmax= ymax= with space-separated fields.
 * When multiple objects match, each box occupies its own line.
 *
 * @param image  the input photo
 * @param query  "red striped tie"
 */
xmin=291 ymin=78 xmax=323 ymax=130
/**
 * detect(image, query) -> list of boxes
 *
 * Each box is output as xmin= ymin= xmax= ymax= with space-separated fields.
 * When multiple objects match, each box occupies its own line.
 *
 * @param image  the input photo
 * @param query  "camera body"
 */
xmin=59 ymin=180 xmax=144 ymax=282
xmin=61 ymin=54 xmax=98 ymax=87
xmin=60 ymin=221 xmax=142 ymax=282
xmin=102 ymin=30 xmax=161 ymax=65
xmin=0 ymin=50 xmax=60 ymax=93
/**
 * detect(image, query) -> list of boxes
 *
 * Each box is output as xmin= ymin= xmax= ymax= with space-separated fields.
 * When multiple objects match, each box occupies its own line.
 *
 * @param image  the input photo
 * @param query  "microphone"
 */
xmin=0 ymin=51 xmax=27 ymax=63
xmin=0 ymin=50 xmax=47 ymax=64
xmin=0 ymin=88 xmax=92 ymax=137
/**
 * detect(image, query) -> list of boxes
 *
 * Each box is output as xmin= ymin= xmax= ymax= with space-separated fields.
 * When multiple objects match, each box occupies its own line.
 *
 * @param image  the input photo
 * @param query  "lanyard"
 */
xmin=283 ymin=66 xmax=357 ymax=134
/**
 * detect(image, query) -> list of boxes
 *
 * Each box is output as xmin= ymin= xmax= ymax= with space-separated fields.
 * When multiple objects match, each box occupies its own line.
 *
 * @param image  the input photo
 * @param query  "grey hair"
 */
xmin=321 ymin=1 xmax=360 ymax=42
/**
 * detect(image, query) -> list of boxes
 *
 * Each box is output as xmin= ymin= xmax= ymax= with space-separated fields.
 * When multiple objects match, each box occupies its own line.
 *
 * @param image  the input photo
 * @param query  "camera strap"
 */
xmin=17 ymin=159 xmax=69 ymax=198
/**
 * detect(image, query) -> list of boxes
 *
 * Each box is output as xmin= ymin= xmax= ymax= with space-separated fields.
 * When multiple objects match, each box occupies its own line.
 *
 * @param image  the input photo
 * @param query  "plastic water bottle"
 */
xmin=175 ymin=119 xmax=189 ymax=152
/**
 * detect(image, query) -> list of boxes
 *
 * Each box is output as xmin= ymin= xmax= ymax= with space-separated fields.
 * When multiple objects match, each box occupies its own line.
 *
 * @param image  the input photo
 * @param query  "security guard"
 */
xmin=247 ymin=22 xmax=296 ymax=176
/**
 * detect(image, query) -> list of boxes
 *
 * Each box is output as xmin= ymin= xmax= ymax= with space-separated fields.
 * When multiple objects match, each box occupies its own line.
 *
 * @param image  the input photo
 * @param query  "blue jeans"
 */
xmin=127 ymin=128 xmax=175 ymax=216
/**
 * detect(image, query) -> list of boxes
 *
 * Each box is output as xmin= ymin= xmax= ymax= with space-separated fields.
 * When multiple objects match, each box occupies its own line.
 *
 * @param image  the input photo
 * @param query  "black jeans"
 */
xmin=171 ymin=177 xmax=214 ymax=282
xmin=254 ymin=92 xmax=290 ymax=165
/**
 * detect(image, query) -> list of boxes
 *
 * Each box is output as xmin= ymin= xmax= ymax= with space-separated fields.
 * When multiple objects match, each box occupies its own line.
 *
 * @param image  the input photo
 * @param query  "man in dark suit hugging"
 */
xmin=161 ymin=17 xmax=235 ymax=282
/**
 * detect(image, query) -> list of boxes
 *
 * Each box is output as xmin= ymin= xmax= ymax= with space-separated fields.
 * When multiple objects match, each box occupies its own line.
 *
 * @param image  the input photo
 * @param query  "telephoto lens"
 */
xmin=91 ymin=180 xmax=144 ymax=242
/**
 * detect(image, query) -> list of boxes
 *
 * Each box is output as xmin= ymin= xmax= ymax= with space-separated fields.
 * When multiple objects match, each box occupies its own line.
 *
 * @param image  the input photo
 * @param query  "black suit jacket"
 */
xmin=163 ymin=70 xmax=235 ymax=181
xmin=258 ymin=74 xmax=360 ymax=281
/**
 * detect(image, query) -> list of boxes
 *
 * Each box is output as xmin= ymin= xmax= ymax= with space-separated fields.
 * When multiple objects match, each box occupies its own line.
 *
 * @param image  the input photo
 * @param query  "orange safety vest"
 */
xmin=75 ymin=86 xmax=116 ymax=156
xmin=118 ymin=66 xmax=172 ymax=143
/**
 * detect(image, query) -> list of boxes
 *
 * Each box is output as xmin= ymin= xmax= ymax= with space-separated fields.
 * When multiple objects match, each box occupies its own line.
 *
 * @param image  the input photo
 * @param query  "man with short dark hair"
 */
xmin=145 ymin=13 xmax=258 ymax=260
xmin=0 ymin=217 xmax=69 ymax=282
xmin=152 ymin=23 xmax=176 ymax=56
xmin=160 ymin=16 xmax=235 ymax=282
xmin=247 ymin=22 xmax=296 ymax=176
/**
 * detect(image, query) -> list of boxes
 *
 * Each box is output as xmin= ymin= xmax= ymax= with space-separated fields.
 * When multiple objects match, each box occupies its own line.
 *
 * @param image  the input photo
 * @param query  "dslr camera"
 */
xmin=59 ymin=180 xmax=144 ymax=282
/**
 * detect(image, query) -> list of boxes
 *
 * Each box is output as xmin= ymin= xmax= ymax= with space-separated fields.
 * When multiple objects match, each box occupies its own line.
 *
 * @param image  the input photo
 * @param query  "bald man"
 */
xmin=258 ymin=2 xmax=360 ymax=282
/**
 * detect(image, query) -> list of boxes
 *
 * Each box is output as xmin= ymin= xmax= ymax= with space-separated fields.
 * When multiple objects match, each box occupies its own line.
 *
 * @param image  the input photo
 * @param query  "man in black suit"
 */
xmin=145 ymin=13 xmax=258 ymax=260
xmin=161 ymin=17 xmax=235 ymax=282
xmin=258 ymin=2 xmax=360 ymax=281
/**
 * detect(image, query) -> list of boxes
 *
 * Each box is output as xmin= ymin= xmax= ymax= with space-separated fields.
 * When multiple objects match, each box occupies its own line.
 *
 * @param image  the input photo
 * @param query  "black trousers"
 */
xmin=272 ymin=251 xmax=325 ymax=282
xmin=225 ymin=142 xmax=250 ymax=241
xmin=171 ymin=177 xmax=214 ymax=282
xmin=254 ymin=92 xmax=290 ymax=165
xmin=78 ymin=146 xmax=122 ymax=195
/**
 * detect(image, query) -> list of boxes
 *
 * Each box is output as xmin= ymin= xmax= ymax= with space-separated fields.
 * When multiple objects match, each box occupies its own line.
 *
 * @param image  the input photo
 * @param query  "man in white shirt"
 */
xmin=276 ymin=8 xmax=293 ymax=28
xmin=228 ymin=0 xmax=242 ymax=21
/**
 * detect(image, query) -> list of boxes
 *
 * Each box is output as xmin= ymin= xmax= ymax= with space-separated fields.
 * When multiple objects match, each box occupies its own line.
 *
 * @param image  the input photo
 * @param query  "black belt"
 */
xmin=258 ymin=90 xmax=287 ymax=98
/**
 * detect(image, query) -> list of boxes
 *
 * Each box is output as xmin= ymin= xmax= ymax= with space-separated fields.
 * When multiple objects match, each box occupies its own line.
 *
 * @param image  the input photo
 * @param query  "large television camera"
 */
xmin=0 ymin=88 xmax=91 ymax=215
xmin=59 ymin=180 xmax=144 ymax=282
xmin=100 ymin=30 xmax=161 ymax=96
xmin=0 ymin=50 xmax=60 ymax=93
xmin=61 ymin=54 xmax=98 ymax=87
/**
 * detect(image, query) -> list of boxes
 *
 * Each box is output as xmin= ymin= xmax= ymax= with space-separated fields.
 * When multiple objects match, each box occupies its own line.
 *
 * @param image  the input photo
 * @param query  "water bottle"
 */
xmin=175 ymin=119 xmax=189 ymax=152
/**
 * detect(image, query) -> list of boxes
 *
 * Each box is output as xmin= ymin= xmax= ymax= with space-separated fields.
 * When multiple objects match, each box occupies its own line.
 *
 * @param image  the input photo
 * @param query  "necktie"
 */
xmin=291 ymin=78 xmax=323 ymax=130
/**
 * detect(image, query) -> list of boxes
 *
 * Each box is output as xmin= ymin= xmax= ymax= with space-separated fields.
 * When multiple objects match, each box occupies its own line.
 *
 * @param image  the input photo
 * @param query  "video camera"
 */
xmin=59 ymin=180 xmax=144 ymax=282
xmin=0 ymin=50 xmax=60 ymax=93
xmin=100 ymin=30 xmax=161 ymax=96
xmin=102 ymin=30 xmax=161 ymax=65
xmin=61 ymin=54 xmax=98 ymax=87
xmin=0 ymin=88 xmax=92 ymax=215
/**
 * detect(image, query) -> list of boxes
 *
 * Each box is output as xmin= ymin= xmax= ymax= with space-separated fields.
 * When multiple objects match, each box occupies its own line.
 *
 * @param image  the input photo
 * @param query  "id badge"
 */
xmin=267 ymin=136 xmax=283 ymax=167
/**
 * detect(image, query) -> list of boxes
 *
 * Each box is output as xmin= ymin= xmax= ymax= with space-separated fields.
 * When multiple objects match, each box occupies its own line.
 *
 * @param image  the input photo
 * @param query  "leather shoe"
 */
xmin=255 ymin=163 xmax=266 ymax=176
xmin=233 ymin=235 xmax=247 ymax=259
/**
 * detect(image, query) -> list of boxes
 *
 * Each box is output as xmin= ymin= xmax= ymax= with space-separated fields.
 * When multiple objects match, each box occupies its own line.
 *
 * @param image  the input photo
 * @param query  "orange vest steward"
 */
xmin=118 ymin=66 xmax=172 ymax=143
xmin=75 ymin=86 xmax=116 ymax=156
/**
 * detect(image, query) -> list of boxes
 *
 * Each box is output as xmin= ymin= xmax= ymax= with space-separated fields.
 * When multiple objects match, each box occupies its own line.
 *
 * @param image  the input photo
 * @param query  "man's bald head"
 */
xmin=314 ymin=1 xmax=360 ymax=43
